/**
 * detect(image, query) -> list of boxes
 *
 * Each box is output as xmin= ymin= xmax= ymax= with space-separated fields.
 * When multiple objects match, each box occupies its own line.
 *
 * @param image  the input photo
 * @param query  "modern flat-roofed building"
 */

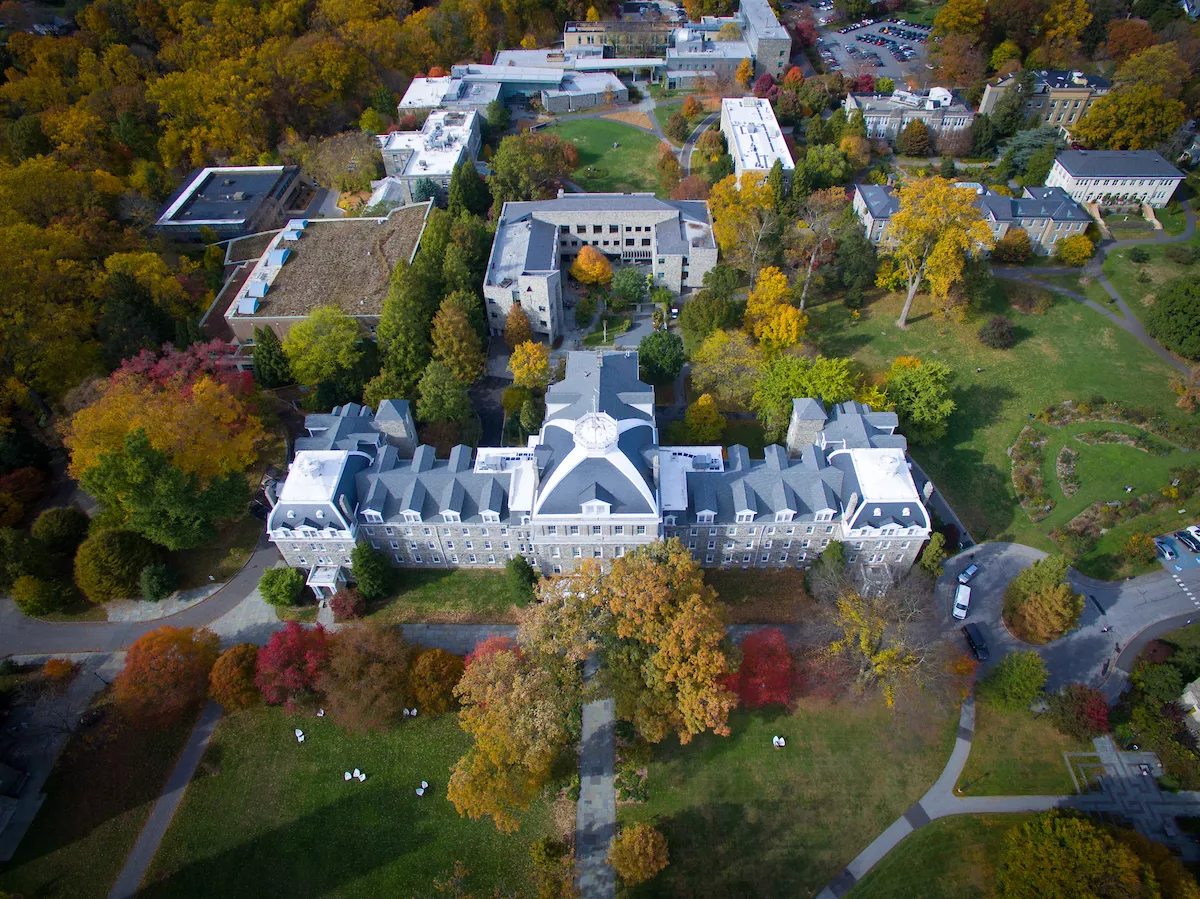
xmin=398 ymin=65 xmax=628 ymax=116
xmin=563 ymin=19 xmax=676 ymax=56
xmin=853 ymin=183 xmax=1089 ymax=254
xmin=979 ymin=70 xmax=1110 ymax=131
xmin=266 ymin=352 xmax=932 ymax=591
xmin=738 ymin=0 xmax=791 ymax=78
xmin=540 ymin=71 xmax=629 ymax=112
xmin=665 ymin=32 xmax=753 ymax=87
xmin=1045 ymin=150 xmax=1185 ymax=208
xmin=482 ymin=193 xmax=718 ymax=342
xmin=155 ymin=166 xmax=303 ymax=241
xmin=222 ymin=204 xmax=430 ymax=343
xmin=720 ymin=97 xmax=794 ymax=187
xmin=372 ymin=110 xmax=481 ymax=207
xmin=843 ymin=87 xmax=974 ymax=141
xmin=398 ymin=76 xmax=501 ymax=113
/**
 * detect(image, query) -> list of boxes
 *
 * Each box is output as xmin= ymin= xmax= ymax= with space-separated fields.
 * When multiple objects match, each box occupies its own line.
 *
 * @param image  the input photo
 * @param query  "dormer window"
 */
xmin=403 ymin=511 xmax=420 ymax=523
xmin=363 ymin=511 xmax=383 ymax=523
xmin=664 ymin=515 xmax=677 ymax=527
xmin=481 ymin=511 xmax=500 ymax=523
xmin=736 ymin=512 xmax=754 ymax=523
xmin=775 ymin=511 xmax=794 ymax=523
xmin=697 ymin=512 xmax=715 ymax=524
xmin=873 ymin=507 xmax=882 ymax=517
xmin=442 ymin=512 xmax=461 ymax=523
xmin=902 ymin=507 xmax=911 ymax=517
xmin=582 ymin=501 xmax=609 ymax=517
xmin=815 ymin=511 xmax=833 ymax=522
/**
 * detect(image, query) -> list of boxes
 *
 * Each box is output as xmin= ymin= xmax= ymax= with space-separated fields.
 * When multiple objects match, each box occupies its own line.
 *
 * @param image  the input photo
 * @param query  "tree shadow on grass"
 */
xmin=137 ymin=788 xmax=438 ymax=899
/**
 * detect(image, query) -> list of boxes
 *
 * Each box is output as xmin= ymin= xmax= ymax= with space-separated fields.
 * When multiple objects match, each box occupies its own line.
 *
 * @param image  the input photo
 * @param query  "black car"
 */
xmin=962 ymin=623 xmax=989 ymax=661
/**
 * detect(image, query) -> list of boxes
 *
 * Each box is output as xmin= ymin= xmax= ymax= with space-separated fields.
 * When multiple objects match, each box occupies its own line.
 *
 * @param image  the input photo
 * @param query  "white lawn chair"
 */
xmin=410 ymin=708 xmax=418 ymax=717
xmin=317 ymin=709 xmax=325 ymax=717
xmin=421 ymin=780 xmax=429 ymax=789
xmin=344 ymin=772 xmax=352 ymax=781
xmin=415 ymin=787 xmax=425 ymax=797
xmin=357 ymin=772 xmax=367 ymax=782
xmin=777 ymin=737 xmax=786 ymax=748
xmin=295 ymin=728 xmax=304 ymax=741
xmin=353 ymin=768 xmax=362 ymax=778
xmin=403 ymin=708 xmax=411 ymax=717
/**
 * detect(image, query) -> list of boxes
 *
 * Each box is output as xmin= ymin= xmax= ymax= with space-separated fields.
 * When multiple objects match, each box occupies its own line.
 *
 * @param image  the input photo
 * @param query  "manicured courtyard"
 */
xmin=808 ymin=286 xmax=1195 ymax=553
xmin=542 ymin=119 xmax=660 ymax=195
xmin=618 ymin=699 xmax=957 ymax=896
xmin=848 ymin=814 xmax=1032 ymax=899
xmin=142 ymin=708 xmax=554 ymax=898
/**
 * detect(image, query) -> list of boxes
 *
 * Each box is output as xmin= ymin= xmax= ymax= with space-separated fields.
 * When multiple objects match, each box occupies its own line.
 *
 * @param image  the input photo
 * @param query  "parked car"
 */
xmin=958 ymin=564 xmax=979 ymax=585
xmin=952 ymin=584 xmax=972 ymax=620
xmin=962 ymin=623 xmax=989 ymax=661
xmin=1155 ymin=538 xmax=1177 ymax=561
xmin=1187 ymin=524 xmax=1200 ymax=543
xmin=1175 ymin=530 xmax=1200 ymax=553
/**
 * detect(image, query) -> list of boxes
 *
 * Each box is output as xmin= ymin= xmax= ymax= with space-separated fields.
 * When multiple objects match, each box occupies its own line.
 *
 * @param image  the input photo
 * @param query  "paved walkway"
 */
xmin=108 ymin=701 xmax=224 ymax=899
xmin=681 ymin=111 xmax=719 ymax=176
xmin=575 ymin=656 xmax=616 ymax=899
xmin=994 ymin=199 xmax=1196 ymax=376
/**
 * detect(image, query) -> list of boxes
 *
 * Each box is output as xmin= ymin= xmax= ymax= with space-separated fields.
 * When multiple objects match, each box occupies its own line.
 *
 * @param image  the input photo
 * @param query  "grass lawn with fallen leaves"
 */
xmin=369 ymin=568 xmax=524 ymax=623
xmin=543 ymin=119 xmax=661 ymax=194
xmin=957 ymin=702 xmax=1085 ymax=796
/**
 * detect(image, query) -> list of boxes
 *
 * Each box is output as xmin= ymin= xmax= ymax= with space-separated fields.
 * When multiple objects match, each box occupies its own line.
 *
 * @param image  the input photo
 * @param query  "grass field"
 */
xmin=1102 ymin=238 xmax=1200 ymax=331
xmin=807 ymin=287 xmax=1194 ymax=551
xmin=143 ymin=708 xmax=553 ymax=898
xmin=371 ymin=568 xmax=523 ymax=623
xmin=957 ymin=703 xmax=1085 ymax=796
xmin=705 ymin=567 xmax=811 ymax=623
xmin=1030 ymin=272 xmax=1117 ymax=311
xmin=848 ymin=815 xmax=1030 ymax=899
xmin=0 ymin=698 xmax=200 ymax=899
xmin=619 ymin=698 xmax=957 ymax=896
xmin=542 ymin=119 xmax=660 ymax=194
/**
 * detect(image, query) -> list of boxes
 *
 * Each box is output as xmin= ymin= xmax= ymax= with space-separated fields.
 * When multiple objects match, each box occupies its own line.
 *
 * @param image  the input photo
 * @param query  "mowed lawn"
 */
xmin=370 ymin=568 xmax=524 ymax=623
xmin=957 ymin=703 xmax=1086 ymax=796
xmin=1102 ymin=237 xmax=1200 ymax=331
xmin=142 ymin=708 xmax=552 ymax=898
xmin=848 ymin=815 xmax=1031 ymax=899
xmin=619 ymin=698 xmax=957 ymax=897
xmin=543 ymin=119 xmax=661 ymax=194
xmin=808 ymin=288 xmax=1193 ymax=550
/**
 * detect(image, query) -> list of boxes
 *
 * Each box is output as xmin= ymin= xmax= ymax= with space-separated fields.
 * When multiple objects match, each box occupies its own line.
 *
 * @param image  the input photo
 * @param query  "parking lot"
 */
xmin=1156 ymin=526 xmax=1200 ymax=607
xmin=813 ymin=15 xmax=930 ymax=86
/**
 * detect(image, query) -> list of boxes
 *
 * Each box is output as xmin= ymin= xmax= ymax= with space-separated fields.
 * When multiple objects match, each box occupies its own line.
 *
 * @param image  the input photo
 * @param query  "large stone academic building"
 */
xmin=266 ymin=352 xmax=934 ymax=594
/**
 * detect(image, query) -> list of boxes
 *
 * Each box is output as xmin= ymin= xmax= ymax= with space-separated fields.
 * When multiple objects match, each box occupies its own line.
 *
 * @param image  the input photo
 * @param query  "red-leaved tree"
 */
xmin=464 ymin=635 xmax=517 ymax=668
xmin=114 ymin=626 xmax=220 ymax=723
xmin=1050 ymin=683 xmax=1111 ymax=740
xmin=117 ymin=340 xmax=254 ymax=395
xmin=730 ymin=628 xmax=797 ymax=708
xmin=255 ymin=621 xmax=331 ymax=709
xmin=851 ymin=74 xmax=876 ymax=93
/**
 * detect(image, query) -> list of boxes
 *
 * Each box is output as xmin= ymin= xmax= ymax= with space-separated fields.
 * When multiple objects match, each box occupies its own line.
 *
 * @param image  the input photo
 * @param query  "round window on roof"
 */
xmin=873 ymin=507 xmax=882 ymax=516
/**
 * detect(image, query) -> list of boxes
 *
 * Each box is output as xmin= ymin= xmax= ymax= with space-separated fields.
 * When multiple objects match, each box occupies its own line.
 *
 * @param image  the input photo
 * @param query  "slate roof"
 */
xmin=855 ymin=184 xmax=900 ymax=220
xmin=1054 ymin=150 xmax=1184 ymax=180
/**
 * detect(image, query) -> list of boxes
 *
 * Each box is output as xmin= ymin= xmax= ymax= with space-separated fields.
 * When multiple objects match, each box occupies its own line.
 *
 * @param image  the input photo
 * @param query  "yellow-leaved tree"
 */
xmin=509 ymin=340 xmax=551 ymax=391
xmin=888 ymin=177 xmax=993 ymax=328
xmin=569 ymin=245 xmax=613 ymax=285
xmin=709 ymin=172 xmax=782 ymax=277
xmin=745 ymin=266 xmax=806 ymax=352
xmin=735 ymin=58 xmax=753 ymax=88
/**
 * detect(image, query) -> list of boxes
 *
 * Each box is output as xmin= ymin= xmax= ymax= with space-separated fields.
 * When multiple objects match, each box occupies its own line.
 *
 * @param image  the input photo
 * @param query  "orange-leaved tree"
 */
xmin=570 ymin=246 xmax=613 ymax=286
xmin=408 ymin=648 xmax=465 ymax=715
xmin=209 ymin=643 xmax=261 ymax=711
xmin=318 ymin=621 xmax=413 ymax=733
xmin=115 ymin=625 xmax=220 ymax=724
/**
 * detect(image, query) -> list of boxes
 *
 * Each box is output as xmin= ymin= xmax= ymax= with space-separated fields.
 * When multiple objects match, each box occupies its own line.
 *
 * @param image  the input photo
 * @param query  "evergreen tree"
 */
xmin=252 ymin=326 xmax=292 ymax=388
xmin=969 ymin=113 xmax=996 ymax=156
xmin=412 ymin=177 xmax=441 ymax=205
xmin=447 ymin=160 xmax=493 ymax=218
xmin=766 ymin=158 xmax=788 ymax=210
xmin=417 ymin=361 xmax=472 ymax=423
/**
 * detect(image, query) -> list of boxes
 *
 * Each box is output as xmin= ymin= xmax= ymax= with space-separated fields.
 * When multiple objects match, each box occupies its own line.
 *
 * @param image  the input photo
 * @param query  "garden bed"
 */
xmin=1035 ymin=399 xmax=1199 ymax=451
xmin=1010 ymin=426 xmax=1054 ymax=522
xmin=1056 ymin=446 xmax=1079 ymax=497
xmin=1074 ymin=428 xmax=1176 ymax=456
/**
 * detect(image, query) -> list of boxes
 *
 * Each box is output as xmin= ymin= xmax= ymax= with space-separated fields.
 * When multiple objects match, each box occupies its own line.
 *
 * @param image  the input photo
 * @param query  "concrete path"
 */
xmin=994 ymin=198 xmax=1196 ymax=376
xmin=575 ymin=655 xmax=616 ymax=899
xmin=681 ymin=111 xmax=719 ymax=176
xmin=108 ymin=701 xmax=223 ymax=899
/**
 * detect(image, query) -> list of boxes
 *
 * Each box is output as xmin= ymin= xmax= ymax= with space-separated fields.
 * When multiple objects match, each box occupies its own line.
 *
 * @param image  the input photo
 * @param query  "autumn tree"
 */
xmin=448 ymin=645 xmax=578 ymax=832
xmin=74 ymin=529 xmax=155 ymax=603
xmin=794 ymin=188 xmax=850 ymax=310
xmin=282 ymin=306 xmax=364 ymax=387
xmin=977 ymin=649 xmax=1048 ymax=710
xmin=504 ymin=304 xmax=534 ymax=350
xmin=409 ymin=648 xmax=465 ymax=715
xmin=488 ymin=132 xmax=579 ymax=207
xmin=896 ymin=119 xmax=931 ymax=158
xmin=1074 ymin=85 xmax=1186 ymax=150
xmin=1104 ymin=19 xmax=1156 ymax=63
xmin=931 ymin=0 xmax=985 ymax=39
xmin=256 ymin=621 xmax=331 ymax=709
xmin=888 ymin=177 xmax=993 ymax=327
xmin=115 ymin=626 xmax=220 ymax=724
xmin=608 ymin=823 xmax=670 ymax=886
xmin=657 ymin=141 xmax=683 ymax=195
xmin=209 ymin=643 xmax=261 ymax=711
xmin=1055 ymin=234 xmax=1095 ymax=266
xmin=997 ymin=813 xmax=1149 ymax=898
xmin=751 ymin=354 xmax=856 ymax=442
xmin=682 ymin=96 xmax=702 ymax=118
xmin=931 ymin=35 xmax=985 ymax=89
xmin=684 ymin=394 xmax=725 ymax=443
xmin=432 ymin=295 xmax=485 ymax=384
xmin=735 ymin=58 xmax=753 ymax=89
xmin=1003 ymin=554 xmax=1083 ymax=644
xmin=992 ymin=228 xmax=1032 ymax=263
xmin=1033 ymin=0 xmax=1091 ymax=67
xmin=691 ymin=329 xmax=765 ymax=410
xmin=1115 ymin=43 xmax=1187 ymax=99
xmin=509 ymin=340 xmax=552 ymax=391
xmin=319 ymin=622 xmax=413 ymax=732
xmin=885 ymin=357 xmax=956 ymax=444
xmin=570 ymin=246 xmax=613 ymax=286
xmin=1049 ymin=683 xmax=1110 ymax=740
xmin=731 ymin=628 xmax=797 ymax=708
xmin=709 ymin=173 xmax=783 ymax=277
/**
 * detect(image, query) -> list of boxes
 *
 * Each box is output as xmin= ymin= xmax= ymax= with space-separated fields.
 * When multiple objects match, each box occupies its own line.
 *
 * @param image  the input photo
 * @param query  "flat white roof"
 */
xmin=658 ymin=446 xmax=725 ymax=511
xmin=543 ymin=71 xmax=625 ymax=98
xmin=846 ymin=448 xmax=920 ymax=504
xmin=279 ymin=451 xmax=349 ymax=504
xmin=722 ymin=97 xmax=794 ymax=173
xmin=378 ymin=109 xmax=479 ymax=178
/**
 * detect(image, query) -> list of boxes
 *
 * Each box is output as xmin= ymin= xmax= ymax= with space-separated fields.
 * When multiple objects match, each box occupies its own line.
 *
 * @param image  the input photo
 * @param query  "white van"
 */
xmin=952 ymin=584 xmax=971 ymax=620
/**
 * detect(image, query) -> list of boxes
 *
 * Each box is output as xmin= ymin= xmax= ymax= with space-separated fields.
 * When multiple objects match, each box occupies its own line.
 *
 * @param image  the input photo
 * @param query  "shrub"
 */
xmin=209 ymin=643 xmax=260 ymax=710
xmin=992 ymin=228 xmax=1032 ymax=263
xmin=74 ymin=530 xmax=155 ymax=603
xmin=1123 ymin=532 xmax=1157 ymax=565
xmin=30 ymin=505 xmax=90 ymax=557
xmin=530 ymin=837 xmax=575 ymax=899
xmin=501 ymin=386 xmax=532 ymax=414
xmin=917 ymin=532 xmax=947 ymax=576
xmin=978 ymin=315 xmax=1017 ymax=349
xmin=977 ymin=649 xmax=1049 ymax=710
xmin=730 ymin=628 xmax=796 ymax=708
xmin=42 ymin=657 xmax=76 ymax=683
xmin=1048 ymin=683 xmax=1110 ymax=740
xmin=506 ymin=554 xmax=539 ymax=602
xmin=351 ymin=541 xmax=393 ymax=603
xmin=259 ymin=566 xmax=306 ymax=607
xmin=139 ymin=563 xmax=177 ymax=602
xmin=666 ymin=112 xmax=690 ymax=143
xmin=1055 ymin=234 xmax=1095 ymax=266
xmin=1129 ymin=246 xmax=1151 ymax=263
xmin=1166 ymin=244 xmax=1197 ymax=266
xmin=330 ymin=587 xmax=365 ymax=621
xmin=0 ymin=466 xmax=48 ymax=526
xmin=318 ymin=622 xmax=413 ymax=732
xmin=1132 ymin=660 xmax=1184 ymax=703
xmin=115 ymin=625 xmax=220 ymax=723
xmin=11 ymin=574 xmax=65 ymax=616
xmin=408 ymin=648 xmax=465 ymax=715
xmin=255 ymin=621 xmax=331 ymax=709
xmin=608 ymin=823 xmax=669 ymax=886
